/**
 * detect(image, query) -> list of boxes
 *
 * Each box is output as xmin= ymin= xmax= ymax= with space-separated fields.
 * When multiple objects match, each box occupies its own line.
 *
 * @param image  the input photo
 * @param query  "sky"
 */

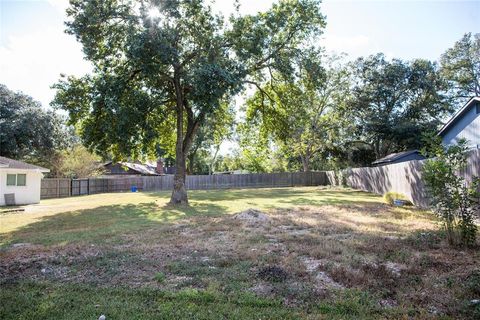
xmin=0 ymin=0 xmax=479 ymax=153
xmin=1 ymin=0 xmax=479 ymax=108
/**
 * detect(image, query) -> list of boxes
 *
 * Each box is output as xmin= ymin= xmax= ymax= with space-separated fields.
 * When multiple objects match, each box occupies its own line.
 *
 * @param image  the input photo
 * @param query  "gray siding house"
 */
xmin=438 ymin=97 xmax=480 ymax=149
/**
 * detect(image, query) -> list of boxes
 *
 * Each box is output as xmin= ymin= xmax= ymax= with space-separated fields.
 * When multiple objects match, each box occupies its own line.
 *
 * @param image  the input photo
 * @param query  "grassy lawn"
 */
xmin=0 ymin=187 xmax=478 ymax=319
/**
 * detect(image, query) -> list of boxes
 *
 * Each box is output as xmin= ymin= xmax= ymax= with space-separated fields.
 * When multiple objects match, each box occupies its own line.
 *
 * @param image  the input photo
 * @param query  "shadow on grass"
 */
xmin=1 ymin=188 xmax=385 ymax=248
xmin=144 ymin=188 xmax=381 ymax=206
xmin=0 ymin=201 xmax=228 ymax=247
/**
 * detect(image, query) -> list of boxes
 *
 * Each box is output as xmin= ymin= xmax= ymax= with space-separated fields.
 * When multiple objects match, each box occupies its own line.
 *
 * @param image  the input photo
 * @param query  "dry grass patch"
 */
xmin=0 ymin=187 xmax=478 ymax=319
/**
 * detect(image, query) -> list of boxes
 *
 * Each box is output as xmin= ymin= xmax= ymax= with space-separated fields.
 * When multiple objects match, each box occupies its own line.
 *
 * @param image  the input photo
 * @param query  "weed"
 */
xmin=154 ymin=272 xmax=166 ymax=283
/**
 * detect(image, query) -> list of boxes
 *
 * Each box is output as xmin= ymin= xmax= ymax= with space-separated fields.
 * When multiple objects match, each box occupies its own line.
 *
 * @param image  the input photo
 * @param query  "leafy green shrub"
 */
xmin=422 ymin=138 xmax=479 ymax=247
xmin=383 ymin=192 xmax=412 ymax=206
xmin=154 ymin=272 xmax=166 ymax=283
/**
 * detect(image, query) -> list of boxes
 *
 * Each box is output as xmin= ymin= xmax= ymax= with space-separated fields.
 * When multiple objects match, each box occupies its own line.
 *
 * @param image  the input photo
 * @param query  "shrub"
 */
xmin=154 ymin=272 xmax=166 ymax=283
xmin=422 ymin=138 xmax=479 ymax=247
xmin=383 ymin=192 xmax=412 ymax=206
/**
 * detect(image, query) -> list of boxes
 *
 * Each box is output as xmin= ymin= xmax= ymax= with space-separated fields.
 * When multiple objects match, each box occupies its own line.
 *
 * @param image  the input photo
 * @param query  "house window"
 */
xmin=6 ymin=174 xmax=16 ymax=186
xmin=17 ymin=174 xmax=26 ymax=186
xmin=6 ymin=174 xmax=26 ymax=186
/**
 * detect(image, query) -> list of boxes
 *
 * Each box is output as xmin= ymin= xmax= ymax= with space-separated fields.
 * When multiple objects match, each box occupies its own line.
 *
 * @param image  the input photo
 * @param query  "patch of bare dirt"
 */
xmin=300 ymin=256 xmax=343 ymax=291
xmin=249 ymin=283 xmax=274 ymax=296
xmin=233 ymin=209 xmax=270 ymax=225
xmin=1 ymin=203 xmax=479 ymax=317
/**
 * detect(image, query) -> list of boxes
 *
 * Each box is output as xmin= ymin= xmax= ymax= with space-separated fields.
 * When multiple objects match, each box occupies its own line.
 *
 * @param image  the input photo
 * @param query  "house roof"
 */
xmin=372 ymin=150 xmax=422 ymax=165
xmin=0 ymin=156 xmax=50 ymax=172
xmin=104 ymin=161 xmax=159 ymax=175
xmin=121 ymin=162 xmax=158 ymax=175
xmin=438 ymin=96 xmax=480 ymax=136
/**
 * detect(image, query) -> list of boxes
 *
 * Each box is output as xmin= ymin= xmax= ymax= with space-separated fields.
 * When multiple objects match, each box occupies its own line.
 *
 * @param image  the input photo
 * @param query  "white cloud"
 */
xmin=322 ymin=34 xmax=377 ymax=59
xmin=0 ymin=25 xmax=91 ymax=107
xmin=45 ymin=0 xmax=69 ymax=13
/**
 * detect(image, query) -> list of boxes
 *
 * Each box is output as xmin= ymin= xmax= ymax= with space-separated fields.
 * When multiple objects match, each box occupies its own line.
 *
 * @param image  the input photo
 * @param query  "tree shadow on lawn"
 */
xmin=0 ymin=201 xmax=228 ymax=247
xmin=276 ymin=196 xmax=377 ymax=207
xmin=153 ymin=188 xmax=381 ymax=205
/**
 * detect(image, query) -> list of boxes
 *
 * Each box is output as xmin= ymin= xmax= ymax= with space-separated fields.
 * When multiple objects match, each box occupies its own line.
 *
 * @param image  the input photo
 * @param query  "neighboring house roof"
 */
xmin=372 ymin=150 xmax=424 ymax=166
xmin=0 ymin=156 xmax=50 ymax=172
xmin=104 ymin=161 xmax=159 ymax=175
xmin=438 ymin=96 xmax=480 ymax=136
xmin=121 ymin=162 xmax=158 ymax=175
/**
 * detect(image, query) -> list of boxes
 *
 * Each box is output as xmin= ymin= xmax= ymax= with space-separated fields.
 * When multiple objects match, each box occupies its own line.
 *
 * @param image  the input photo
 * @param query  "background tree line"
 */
xmin=0 ymin=0 xmax=478 ymax=204
xmin=0 ymin=84 xmax=102 ymax=178
xmin=216 ymin=32 xmax=479 ymax=173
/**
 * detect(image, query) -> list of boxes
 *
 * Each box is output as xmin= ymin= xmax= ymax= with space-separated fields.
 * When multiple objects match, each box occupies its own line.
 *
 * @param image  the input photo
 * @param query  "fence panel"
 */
xmin=327 ymin=149 xmax=479 ymax=208
xmin=40 ymin=178 xmax=71 ymax=199
xmin=41 ymin=171 xmax=328 ymax=199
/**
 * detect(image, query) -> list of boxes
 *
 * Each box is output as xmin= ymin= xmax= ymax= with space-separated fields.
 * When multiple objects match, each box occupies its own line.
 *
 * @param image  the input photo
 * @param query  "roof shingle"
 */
xmin=372 ymin=150 xmax=423 ymax=165
xmin=0 ymin=156 xmax=50 ymax=172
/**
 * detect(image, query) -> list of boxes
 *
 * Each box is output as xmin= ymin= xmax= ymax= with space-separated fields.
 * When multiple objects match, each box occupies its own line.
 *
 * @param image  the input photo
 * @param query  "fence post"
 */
xmin=87 ymin=178 xmax=90 ymax=195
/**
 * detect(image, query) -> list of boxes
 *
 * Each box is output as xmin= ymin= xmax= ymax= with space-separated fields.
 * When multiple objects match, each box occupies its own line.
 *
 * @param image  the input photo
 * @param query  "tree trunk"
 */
xmin=170 ymin=118 xmax=188 ymax=205
xmin=300 ymin=155 xmax=310 ymax=172
xmin=209 ymin=144 xmax=221 ymax=175
xmin=187 ymin=149 xmax=197 ymax=175
xmin=170 ymin=73 xmax=188 ymax=205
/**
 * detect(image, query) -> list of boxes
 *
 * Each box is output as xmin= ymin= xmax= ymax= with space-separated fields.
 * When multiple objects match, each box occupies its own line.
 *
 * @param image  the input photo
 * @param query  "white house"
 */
xmin=0 ymin=156 xmax=49 ymax=206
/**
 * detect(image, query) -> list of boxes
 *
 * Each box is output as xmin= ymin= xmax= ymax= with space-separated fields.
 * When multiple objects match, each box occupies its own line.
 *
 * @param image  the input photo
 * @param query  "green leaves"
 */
xmin=229 ymin=0 xmax=325 ymax=78
xmin=423 ymin=139 xmax=479 ymax=247
xmin=440 ymin=32 xmax=480 ymax=99
xmin=349 ymin=53 xmax=451 ymax=160
xmin=0 ymin=84 xmax=74 ymax=164
xmin=243 ymin=53 xmax=349 ymax=172
xmin=54 ymin=0 xmax=326 ymax=167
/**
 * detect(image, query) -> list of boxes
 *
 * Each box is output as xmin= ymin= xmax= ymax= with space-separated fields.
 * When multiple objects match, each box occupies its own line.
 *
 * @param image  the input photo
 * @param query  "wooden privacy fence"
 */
xmin=327 ymin=149 xmax=480 ymax=208
xmin=41 ymin=171 xmax=328 ymax=199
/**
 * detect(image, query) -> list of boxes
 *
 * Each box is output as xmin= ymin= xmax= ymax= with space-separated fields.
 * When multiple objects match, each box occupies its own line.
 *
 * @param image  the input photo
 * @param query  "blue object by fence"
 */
xmin=131 ymin=186 xmax=138 ymax=192
xmin=393 ymin=199 xmax=405 ymax=206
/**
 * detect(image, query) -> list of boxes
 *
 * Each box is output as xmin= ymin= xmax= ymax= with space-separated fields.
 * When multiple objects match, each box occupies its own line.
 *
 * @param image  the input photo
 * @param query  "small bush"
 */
xmin=422 ymin=138 xmax=479 ymax=247
xmin=383 ymin=192 xmax=412 ymax=206
xmin=154 ymin=272 xmax=166 ymax=283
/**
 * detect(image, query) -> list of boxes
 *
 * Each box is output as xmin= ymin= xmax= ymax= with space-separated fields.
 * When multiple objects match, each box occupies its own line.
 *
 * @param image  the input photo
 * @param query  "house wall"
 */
xmin=0 ymin=169 xmax=44 ymax=206
xmin=441 ymin=101 xmax=480 ymax=149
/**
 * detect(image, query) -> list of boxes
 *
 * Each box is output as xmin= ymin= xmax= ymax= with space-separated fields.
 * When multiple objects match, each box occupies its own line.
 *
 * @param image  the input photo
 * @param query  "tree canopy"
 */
xmin=53 ymin=0 xmax=326 ymax=205
xmin=0 ymin=84 xmax=73 ymax=166
xmin=346 ymin=54 xmax=451 ymax=160
xmin=440 ymin=32 xmax=480 ymax=99
xmin=244 ymin=52 xmax=350 ymax=172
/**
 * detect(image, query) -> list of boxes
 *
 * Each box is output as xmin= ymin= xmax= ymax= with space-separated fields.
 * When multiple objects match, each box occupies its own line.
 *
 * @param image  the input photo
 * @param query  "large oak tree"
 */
xmin=440 ymin=32 xmax=480 ymax=100
xmin=53 ymin=0 xmax=325 ymax=205
xmin=348 ymin=54 xmax=451 ymax=160
xmin=0 ymin=84 xmax=73 ymax=166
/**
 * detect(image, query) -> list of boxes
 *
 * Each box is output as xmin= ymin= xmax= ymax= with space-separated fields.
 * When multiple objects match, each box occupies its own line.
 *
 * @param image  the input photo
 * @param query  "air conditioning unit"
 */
xmin=4 ymin=193 xmax=16 ymax=206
